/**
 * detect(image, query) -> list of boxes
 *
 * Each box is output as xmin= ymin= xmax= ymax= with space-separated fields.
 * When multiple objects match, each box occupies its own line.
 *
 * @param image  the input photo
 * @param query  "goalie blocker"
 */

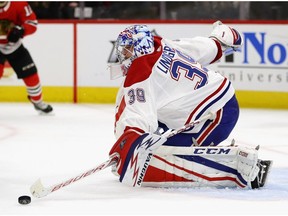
xmin=109 ymin=130 xmax=272 ymax=189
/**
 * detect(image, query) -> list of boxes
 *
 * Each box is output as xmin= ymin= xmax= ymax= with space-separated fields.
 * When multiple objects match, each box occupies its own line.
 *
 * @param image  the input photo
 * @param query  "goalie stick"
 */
xmin=30 ymin=153 xmax=119 ymax=198
xmin=30 ymin=112 xmax=215 ymax=198
xmin=162 ymin=112 xmax=215 ymax=139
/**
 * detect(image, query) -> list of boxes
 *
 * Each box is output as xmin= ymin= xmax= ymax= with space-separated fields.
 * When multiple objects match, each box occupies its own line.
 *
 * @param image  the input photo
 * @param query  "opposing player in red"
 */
xmin=108 ymin=22 xmax=272 ymax=189
xmin=0 ymin=1 xmax=53 ymax=114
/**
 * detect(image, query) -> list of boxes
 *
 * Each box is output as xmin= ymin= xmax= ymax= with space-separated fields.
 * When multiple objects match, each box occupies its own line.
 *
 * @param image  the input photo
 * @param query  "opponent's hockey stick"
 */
xmin=30 ymin=112 xmax=215 ymax=198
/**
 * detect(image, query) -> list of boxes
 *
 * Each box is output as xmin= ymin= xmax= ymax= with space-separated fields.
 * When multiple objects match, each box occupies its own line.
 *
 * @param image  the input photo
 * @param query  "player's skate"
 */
xmin=250 ymin=160 xmax=273 ymax=189
xmin=28 ymin=96 xmax=53 ymax=114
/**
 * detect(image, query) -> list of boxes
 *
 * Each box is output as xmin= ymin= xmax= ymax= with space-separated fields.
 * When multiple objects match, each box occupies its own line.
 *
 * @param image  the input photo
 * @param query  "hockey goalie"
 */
xmin=108 ymin=21 xmax=272 ymax=189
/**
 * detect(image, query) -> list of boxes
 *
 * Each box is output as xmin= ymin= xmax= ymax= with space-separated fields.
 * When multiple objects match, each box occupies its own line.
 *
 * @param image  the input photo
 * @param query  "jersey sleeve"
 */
xmin=17 ymin=2 xmax=38 ymax=36
xmin=165 ymin=37 xmax=223 ymax=66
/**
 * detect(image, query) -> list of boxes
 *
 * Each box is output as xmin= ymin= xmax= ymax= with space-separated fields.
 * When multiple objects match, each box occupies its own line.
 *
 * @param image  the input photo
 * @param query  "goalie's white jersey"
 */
xmin=114 ymin=36 xmax=234 ymax=139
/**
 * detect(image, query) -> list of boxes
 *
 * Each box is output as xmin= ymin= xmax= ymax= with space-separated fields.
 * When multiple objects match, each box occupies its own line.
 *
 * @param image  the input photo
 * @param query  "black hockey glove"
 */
xmin=7 ymin=26 xmax=24 ymax=43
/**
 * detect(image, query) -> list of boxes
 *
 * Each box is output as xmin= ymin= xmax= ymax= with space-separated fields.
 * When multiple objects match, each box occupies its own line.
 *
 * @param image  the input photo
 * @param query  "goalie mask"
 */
xmin=109 ymin=25 xmax=155 ymax=80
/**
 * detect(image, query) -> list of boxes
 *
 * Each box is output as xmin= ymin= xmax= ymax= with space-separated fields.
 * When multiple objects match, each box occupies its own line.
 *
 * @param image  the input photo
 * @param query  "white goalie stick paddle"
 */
xmin=30 ymin=112 xmax=215 ymax=198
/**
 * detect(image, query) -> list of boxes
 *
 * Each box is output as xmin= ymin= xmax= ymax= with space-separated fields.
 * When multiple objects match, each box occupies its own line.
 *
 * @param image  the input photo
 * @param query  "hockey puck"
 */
xmin=18 ymin=195 xmax=31 ymax=205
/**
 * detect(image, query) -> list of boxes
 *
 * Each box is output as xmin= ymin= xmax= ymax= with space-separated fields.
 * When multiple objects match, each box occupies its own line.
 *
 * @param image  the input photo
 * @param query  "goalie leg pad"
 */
xmin=143 ymin=153 xmax=245 ymax=188
xmin=142 ymin=145 xmax=261 ymax=189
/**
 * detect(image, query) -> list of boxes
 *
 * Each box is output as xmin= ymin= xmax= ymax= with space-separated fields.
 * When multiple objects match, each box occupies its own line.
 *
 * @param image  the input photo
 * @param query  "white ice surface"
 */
xmin=0 ymin=103 xmax=287 ymax=216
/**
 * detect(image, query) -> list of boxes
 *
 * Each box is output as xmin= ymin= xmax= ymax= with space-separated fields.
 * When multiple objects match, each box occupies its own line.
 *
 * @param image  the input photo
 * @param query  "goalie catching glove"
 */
xmin=209 ymin=20 xmax=243 ymax=53
xmin=109 ymin=129 xmax=167 ymax=187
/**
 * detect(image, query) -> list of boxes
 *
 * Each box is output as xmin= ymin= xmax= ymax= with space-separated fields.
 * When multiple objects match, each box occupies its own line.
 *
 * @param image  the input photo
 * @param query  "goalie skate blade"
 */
xmin=30 ymin=179 xmax=49 ymax=198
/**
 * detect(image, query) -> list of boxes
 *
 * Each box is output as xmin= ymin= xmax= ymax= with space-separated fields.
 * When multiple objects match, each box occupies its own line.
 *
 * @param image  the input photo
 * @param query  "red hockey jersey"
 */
xmin=0 ymin=1 xmax=37 ymax=54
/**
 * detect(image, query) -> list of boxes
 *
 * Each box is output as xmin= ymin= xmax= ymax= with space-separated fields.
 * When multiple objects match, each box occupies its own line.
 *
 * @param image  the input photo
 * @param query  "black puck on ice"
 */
xmin=18 ymin=195 xmax=31 ymax=205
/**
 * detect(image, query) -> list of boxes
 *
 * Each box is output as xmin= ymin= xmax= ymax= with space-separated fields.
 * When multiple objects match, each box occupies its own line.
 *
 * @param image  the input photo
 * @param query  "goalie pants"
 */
xmin=158 ymin=94 xmax=239 ymax=147
xmin=0 ymin=44 xmax=37 ymax=79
